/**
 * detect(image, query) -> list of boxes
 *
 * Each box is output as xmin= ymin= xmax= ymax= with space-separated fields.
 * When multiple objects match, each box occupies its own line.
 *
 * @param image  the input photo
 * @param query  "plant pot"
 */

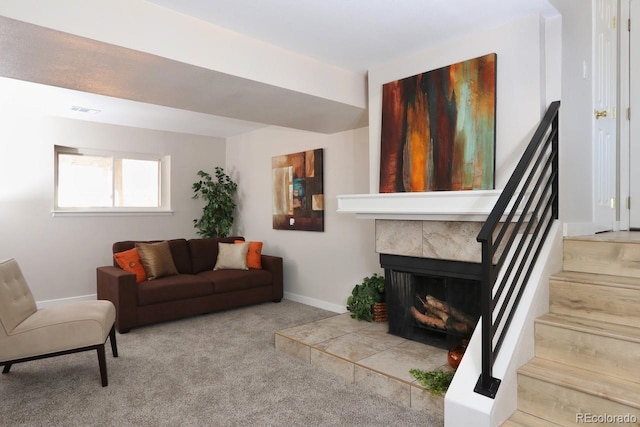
xmin=447 ymin=341 xmax=468 ymax=369
xmin=373 ymin=302 xmax=387 ymax=322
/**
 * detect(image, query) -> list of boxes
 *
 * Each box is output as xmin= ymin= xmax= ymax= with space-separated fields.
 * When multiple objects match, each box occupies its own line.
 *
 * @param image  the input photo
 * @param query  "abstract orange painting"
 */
xmin=379 ymin=54 xmax=496 ymax=193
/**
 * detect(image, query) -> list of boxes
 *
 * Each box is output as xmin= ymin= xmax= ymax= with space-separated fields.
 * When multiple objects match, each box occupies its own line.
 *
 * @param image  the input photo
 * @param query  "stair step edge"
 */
xmin=551 ymin=271 xmax=640 ymax=290
xmin=563 ymin=233 xmax=640 ymax=244
xmin=518 ymin=357 xmax=640 ymax=410
xmin=536 ymin=313 xmax=640 ymax=343
xmin=503 ymin=410 xmax=563 ymax=427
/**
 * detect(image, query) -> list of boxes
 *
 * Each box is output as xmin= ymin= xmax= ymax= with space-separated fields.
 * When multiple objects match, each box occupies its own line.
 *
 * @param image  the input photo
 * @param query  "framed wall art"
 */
xmin=272 ymin=148 xmax=324 ymax=231
xmin=379 ymin=53 xmax=497 ymax=193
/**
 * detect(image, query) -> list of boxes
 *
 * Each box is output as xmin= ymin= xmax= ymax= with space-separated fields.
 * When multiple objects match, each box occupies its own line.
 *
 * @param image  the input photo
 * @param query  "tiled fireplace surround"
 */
xmin=376 ymin=219 xmax=488 ymax=263
xmin=275 ymin=191 xmax=499 ymax=413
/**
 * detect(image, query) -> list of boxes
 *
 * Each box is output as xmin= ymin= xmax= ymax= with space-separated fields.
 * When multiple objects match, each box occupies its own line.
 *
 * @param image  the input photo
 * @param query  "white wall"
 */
xmin=226 ymin=126 xmax=381 ymax=312
xmin=0 ymin=110 xmax=225 ymax=303
xmin=368 ymin=14 xmax=550 ymax=194
xmin=545 ymin=15 xmax=563 ymax=112
xmin=549 ymin=0 xmax=596 ymax=232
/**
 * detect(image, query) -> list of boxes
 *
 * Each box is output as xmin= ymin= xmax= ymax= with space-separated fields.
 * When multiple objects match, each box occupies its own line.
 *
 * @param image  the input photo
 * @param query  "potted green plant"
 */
xmin=192 ymin=166 xmax=238 ymax=238
xmin=409 ymin=368 xmax=455 ymax=397
xmin=346 ymin=273 xmax=386 ymax=322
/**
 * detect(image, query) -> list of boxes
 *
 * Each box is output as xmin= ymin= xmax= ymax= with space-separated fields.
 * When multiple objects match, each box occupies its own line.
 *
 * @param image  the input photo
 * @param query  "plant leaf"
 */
xmin=409 ymin=369 xmax=455 ymax=396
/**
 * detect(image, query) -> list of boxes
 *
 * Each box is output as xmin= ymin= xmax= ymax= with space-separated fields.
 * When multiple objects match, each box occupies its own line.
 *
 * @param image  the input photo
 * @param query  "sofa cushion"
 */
xmin=3 ymin=300 xmax=115 ymax=362
xmin=166 ymin=239 xmax=192 ymax=274
xmin=113 ymin=239 xmax=192 ymax=274
xmin=188 ymin=236 xmax=244 ymax=274
xmin=198 ymin=269 xmax=273 ymax=293
xmin=137 ymin=274 xmax=214 ymax=306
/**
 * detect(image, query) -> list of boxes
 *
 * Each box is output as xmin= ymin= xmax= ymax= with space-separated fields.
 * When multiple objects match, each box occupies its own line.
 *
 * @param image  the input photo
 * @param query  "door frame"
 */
xmin=620 ymin=0 xmax=631 ymax=230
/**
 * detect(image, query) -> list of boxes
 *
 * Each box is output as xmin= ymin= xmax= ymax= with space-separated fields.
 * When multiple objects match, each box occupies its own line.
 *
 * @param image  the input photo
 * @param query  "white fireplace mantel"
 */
xmin=336 ymin=189 xmax=503 ymax=221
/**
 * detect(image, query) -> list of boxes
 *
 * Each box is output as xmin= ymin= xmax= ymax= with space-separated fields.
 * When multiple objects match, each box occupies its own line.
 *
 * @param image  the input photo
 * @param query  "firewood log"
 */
xmin=426 ymin=295 xmax=476 ymax=327
xmin=425 ymin=295 xmax=449 ymax=312
xmin=416 ymin=294 xmax=450 ymax=323
xmin=411 ymin=306 xmax=446 ymax=330
xmin=449 ymin=321 xmax=472 ymax=334
xmin=427 ymin=305 xmax=450 ymax=323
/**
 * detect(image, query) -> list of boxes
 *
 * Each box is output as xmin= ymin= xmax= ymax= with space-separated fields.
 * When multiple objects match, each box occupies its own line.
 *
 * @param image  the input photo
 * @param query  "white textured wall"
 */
xmin=226 ymin=126 xmax=380 ymax=312
xmin=0 ymin=111 xmax=225 ymax=302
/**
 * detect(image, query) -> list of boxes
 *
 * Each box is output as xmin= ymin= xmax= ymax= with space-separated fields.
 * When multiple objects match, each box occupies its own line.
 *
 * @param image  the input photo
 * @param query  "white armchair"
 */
xmin=0 ymin=258 xmax=118 ymax=386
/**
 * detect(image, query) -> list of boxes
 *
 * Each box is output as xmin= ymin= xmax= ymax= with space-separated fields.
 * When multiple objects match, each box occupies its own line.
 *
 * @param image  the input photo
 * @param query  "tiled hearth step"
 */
xmin=274 ymin=313 xmax=449 ymax=415
xmin=515 ymin=357 xmax=640 ymax=426
xmin=549 ymin=271 xmax=640 ymax=328
xmin=534 ymin=312 xmax=640 ymax=384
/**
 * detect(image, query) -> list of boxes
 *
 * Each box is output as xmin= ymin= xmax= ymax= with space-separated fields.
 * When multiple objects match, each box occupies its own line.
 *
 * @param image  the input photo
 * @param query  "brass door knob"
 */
xmin=594 ymin=109 xmax=608 ymax=119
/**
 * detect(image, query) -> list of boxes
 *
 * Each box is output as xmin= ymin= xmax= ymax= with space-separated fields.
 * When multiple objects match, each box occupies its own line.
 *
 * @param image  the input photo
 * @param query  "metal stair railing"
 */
xmin=474 ymin=101 xmax=560 ymax=398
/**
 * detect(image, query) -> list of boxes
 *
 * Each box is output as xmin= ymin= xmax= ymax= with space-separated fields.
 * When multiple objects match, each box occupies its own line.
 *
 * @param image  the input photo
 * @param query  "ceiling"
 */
xmin=0 ymin=1 xmax=558 ymax=138
xmin=144 ymin=0 xmax=558 ymax=73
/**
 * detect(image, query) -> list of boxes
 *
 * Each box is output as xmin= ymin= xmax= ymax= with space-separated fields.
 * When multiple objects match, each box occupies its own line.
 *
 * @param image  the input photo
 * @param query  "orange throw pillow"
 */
xmin=235 ymin=240 xmax=263 ymax=269
xmin=114 ymin=247 xmax=147 ymax=283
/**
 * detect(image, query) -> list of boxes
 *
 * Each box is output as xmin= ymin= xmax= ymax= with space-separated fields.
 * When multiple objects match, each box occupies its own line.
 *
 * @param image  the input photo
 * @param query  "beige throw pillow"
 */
xmin=214 ymin=242 xmax=249 ymax=270
xmin=136 ymin=241 xmax=179 ymax=280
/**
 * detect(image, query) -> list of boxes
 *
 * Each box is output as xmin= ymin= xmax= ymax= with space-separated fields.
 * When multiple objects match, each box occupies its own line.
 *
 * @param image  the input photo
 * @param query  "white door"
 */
xmin=630 ymin=0 xmax=640 ymax=227
xmin=593 ymin=0 xmax=618 ymax=231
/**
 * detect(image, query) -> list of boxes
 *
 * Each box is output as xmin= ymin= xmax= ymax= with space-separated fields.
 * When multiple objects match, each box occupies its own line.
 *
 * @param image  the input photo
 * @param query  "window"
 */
xmin=54 ymin=146 xmax=171 ymax=215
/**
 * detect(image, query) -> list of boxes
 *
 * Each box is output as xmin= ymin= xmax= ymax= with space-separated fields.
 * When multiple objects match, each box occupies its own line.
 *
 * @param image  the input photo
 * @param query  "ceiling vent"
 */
xmin=71 ymin=105 xmax=101 ymax=114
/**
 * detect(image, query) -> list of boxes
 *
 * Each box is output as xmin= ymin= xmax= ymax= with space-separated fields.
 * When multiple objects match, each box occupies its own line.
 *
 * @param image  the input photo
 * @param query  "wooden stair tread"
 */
xmin=551 ymin=270 xmax=640 ymax=290
xmin=519 ymin=357 xmax=640 ymax=409
xmin=502 ymin=410 xmax=562 ymax=427
xmin=512 ymin=233 xmax=640 ymax=422
xmin=564 ymin=231 xmax=640 ymax=244
xmin=536 ymin=312 xmax=640 ymax=343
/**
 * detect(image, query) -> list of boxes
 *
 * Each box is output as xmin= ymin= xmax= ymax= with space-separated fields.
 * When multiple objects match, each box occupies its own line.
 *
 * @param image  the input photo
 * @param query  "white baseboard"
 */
xmin=284 ymin=291 xmax=346 ymax=314
xmin=37 ymin=293 xmax=97 ymax=309
xmin=562 ymin=222 xmax=604 ymax=237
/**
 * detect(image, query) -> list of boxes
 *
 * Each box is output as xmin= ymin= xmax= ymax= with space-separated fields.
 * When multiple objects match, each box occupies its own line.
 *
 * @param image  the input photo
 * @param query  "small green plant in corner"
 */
xmin=346 ymin=273 xmax=385 ymax=322
xmin=409 ymin=368 xmax=455 ymax=397
xmin=192 ymin=166 xmax=238 ymax=238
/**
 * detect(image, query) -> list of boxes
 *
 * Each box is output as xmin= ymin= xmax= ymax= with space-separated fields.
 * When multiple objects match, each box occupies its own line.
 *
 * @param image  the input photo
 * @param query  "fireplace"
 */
xmin=381 ymin=253 xmax=481 ymax=349
xmin=336 ymin=192 xmax=502 ymax=349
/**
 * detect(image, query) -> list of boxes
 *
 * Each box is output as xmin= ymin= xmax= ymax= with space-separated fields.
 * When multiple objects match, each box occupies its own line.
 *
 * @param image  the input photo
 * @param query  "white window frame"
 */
xmin=53 ymin=145 xmax=172 ymax=216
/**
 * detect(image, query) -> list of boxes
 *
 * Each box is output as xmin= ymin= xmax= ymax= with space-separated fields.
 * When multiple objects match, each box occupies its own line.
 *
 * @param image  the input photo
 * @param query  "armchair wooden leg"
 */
xmin=2 ymin=364 xmax=11 ymax=374
xmin=109 ymin=326 xmax=118 ymax=358
xmin=97 ymin=344 xmax=108 ymax=387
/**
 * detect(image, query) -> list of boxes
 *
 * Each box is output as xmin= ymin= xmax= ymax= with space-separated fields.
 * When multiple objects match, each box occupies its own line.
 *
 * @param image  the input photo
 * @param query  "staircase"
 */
xmin=504 ymin=232 xmax=640 ymax=426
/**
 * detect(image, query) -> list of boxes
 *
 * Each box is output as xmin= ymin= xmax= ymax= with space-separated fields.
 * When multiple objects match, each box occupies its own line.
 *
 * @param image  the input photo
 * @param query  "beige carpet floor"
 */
xmin=0 ymin=300 xmax=443 ymax=426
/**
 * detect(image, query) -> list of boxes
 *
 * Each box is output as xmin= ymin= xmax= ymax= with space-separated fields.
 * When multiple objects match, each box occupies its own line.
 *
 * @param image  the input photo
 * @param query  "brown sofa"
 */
xmin=96 ymin=237 xmax=283 ymax=333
